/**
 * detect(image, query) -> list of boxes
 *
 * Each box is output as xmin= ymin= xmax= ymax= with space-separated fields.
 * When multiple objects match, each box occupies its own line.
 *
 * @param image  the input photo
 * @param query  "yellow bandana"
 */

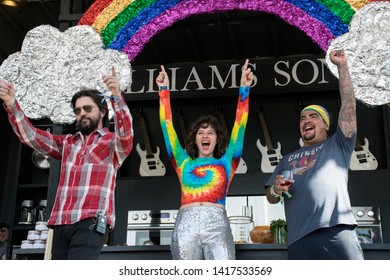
xmin=301 ymin=105 xmax=330 ymax=127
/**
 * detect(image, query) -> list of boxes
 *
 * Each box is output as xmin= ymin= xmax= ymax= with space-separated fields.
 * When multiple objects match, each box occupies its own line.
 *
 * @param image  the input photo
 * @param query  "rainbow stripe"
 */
xmin=78 ymin=0 xmax=373 ymax=62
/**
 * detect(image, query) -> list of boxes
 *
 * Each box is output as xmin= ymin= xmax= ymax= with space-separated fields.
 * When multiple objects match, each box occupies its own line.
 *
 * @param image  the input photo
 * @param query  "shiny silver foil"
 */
xmin=171 ymin=206 xmax=235 ymax=260
xmin=0 ymin=25 xmax=132 ymax=124
xmin=325 ymin=2 xmax=390 ymax=107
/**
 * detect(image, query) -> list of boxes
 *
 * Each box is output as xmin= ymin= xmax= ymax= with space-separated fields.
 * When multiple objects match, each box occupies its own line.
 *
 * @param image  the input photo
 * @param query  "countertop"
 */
xmin=12 ymin=243 xmax=390 ymax=260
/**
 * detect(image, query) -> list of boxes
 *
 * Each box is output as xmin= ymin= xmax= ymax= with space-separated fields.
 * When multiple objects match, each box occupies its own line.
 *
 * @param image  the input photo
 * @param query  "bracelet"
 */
xmin=159 ymin=86 xmax=169 ymax=90
xmin=270 ymin=185 xmax=281 ymax=198
xmin=110 ymin=95 xmax=122 ymax=102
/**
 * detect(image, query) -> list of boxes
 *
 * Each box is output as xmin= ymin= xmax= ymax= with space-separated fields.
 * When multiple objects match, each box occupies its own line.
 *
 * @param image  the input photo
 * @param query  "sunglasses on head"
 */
xmin=73 ymin=105 xmax=96 ymax=115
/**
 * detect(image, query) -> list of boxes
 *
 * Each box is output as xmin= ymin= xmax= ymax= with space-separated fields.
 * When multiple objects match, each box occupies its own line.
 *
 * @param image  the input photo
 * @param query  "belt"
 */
xmin=180 ymin=202 xmax=225 ymax=209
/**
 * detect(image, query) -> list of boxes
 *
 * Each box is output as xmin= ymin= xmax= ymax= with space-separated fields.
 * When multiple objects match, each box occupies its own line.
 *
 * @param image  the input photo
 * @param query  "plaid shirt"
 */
xmin=6 ymin=97 xmax=133 ymax=228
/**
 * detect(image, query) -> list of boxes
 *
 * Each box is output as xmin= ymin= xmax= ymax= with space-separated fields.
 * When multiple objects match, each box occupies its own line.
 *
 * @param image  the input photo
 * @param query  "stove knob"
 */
xmin=141 ymin=214 xmax=148 ymax=220
xmin=132 ymin=214 xmax=139 ymax=220
xmin=367 ymin=210 xmax=375 ymax=217
xmin=356 ymin=210 xmax=364 ymax=217
xmin=173 ymin=213 xmax=177 ymax=219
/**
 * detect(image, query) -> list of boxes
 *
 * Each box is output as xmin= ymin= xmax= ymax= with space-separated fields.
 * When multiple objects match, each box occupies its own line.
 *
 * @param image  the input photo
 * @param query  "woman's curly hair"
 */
xmin=185 ymin=115 xmax=228 ymax=159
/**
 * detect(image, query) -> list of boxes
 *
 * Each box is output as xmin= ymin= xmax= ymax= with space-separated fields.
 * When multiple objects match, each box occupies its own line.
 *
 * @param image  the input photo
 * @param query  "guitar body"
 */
xmin=350 ymin=138 xmax=378 ymax=171
xmin=136 ymin=144 xmax=166 ymax=176
xmin=235 ymin=157 xmax=248 ymax=174
xmin=256 ymin=139 xmax=283 ymax=173
xmin=299 ymin=137 xmax=304 ymax=147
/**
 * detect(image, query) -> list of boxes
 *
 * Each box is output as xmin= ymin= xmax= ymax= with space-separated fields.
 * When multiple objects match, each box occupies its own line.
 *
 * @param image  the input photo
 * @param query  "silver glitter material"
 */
xmin=325 ymin=2 xmax=390 ymax=106
xmin=0 ymin=25 xmax=132 ymax=124
xmin=171 ymin=206 xmax=235 ymax=260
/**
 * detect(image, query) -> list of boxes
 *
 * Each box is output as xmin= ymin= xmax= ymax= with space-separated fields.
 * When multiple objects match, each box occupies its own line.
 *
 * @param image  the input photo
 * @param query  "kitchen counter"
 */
xmin=12 ymin=243 xmax=390 ymax=260
xmin=98 ymin=244 xmax=290 ymax=260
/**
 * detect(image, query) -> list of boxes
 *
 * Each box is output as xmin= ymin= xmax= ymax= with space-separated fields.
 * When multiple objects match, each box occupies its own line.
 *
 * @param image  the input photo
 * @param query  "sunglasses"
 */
xmin=74 ymin=105 xmax=96 ymax=115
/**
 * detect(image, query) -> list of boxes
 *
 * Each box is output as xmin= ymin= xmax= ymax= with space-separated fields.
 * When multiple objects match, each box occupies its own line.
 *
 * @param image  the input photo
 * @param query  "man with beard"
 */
xmin=0 ymin=67 xmax=133 ymax=259
xmin=264 ymin=50 xmax=364 ymax=260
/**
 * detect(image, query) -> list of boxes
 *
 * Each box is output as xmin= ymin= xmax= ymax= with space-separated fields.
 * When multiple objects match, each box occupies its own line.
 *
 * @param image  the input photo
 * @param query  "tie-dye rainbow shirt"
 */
xmin=159 ymin=87 xmax=250 ymax=206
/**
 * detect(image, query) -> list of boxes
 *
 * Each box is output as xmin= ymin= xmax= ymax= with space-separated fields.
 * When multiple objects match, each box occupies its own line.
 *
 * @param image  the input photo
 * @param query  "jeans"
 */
xmin=288 ymin=224 xmax=364 ymax=260
xmin=51 ymin=218 xmax=109 ymax=260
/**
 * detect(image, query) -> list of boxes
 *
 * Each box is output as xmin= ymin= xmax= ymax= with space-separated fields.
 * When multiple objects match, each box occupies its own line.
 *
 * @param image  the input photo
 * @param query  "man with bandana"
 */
xmin=265 ymin=50 xmax=364 ymax=260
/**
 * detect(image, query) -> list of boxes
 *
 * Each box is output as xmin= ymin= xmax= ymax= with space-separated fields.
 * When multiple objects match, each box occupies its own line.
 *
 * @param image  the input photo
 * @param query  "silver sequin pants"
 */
xmin=171 ymin=206 xmax=235 ymax=260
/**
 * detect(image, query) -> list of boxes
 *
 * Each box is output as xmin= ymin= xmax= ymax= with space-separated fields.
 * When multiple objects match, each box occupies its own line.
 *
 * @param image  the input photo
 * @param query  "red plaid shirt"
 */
xmin=6 ymin=97 xmax=133 ymax=228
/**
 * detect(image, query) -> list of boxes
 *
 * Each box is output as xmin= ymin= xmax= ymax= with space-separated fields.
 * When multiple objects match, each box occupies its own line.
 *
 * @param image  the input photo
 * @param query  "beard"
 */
xmin=303 ymin=133 xmax=315 ymax=141
xmin=76 ymin=116 xmax=101 ymax=135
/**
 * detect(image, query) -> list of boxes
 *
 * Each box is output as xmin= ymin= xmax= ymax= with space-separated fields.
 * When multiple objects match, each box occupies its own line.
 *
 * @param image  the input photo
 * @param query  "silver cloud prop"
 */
xmin=0 ymin=24 xmax=132 ymax=124
xmin=325 ymin=2 xmax=390 ymax=107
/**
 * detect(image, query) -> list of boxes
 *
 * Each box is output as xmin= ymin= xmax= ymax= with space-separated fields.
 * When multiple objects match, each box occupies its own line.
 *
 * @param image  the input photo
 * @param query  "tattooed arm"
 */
xmin=330 ymin=50 xmax=357 ymax=138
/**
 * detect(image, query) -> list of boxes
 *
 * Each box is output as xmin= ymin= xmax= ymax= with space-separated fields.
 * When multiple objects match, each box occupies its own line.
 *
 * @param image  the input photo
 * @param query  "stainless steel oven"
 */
xmin=352 ymin=206 xmax=383 ymax=244
xmin=126 ymin=210 xmax=178 ymax=246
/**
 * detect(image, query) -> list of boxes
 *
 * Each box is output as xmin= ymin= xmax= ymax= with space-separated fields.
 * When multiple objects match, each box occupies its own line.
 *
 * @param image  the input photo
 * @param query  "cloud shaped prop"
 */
xmin=0 ymin=25 xmax=132 ymax=124
xmin=325 ymin=2 xmax=390 ymax=106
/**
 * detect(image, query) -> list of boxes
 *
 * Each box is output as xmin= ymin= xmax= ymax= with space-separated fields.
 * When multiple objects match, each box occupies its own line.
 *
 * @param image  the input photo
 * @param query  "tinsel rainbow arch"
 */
xmin=78 ymin=0 xmax=378 ymax=62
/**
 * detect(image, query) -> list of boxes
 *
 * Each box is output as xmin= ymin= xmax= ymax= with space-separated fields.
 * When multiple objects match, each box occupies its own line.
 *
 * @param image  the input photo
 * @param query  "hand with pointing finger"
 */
xmin=240 ymin=59 xmax=254 ymax=87
xmin=156 ymin=65 xmax=170 ymax=89
xmin=103 ymin=66 xmax=121 ymax=97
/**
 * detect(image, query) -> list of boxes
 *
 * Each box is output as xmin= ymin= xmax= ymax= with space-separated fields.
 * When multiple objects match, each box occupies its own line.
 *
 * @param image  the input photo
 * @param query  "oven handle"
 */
xmin=127 ymin=226 xmax=175 ymax=231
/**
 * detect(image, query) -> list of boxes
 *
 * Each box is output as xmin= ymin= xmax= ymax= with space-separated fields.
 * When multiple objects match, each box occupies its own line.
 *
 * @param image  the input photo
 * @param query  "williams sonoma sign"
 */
xmin=127 ymin=55 xmax=340 ymax=96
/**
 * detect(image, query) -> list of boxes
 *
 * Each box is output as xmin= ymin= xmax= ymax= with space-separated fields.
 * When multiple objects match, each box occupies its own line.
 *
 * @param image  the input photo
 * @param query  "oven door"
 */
xmin=355 ymin=225 xmax=383 ymax=244
xmin=126 ymin=227 xmax=173 ymax=246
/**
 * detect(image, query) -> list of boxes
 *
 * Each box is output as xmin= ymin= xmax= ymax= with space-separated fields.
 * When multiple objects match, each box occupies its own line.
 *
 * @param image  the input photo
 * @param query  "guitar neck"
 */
xmin=216 ymin=103 xmax=248 ymax=174
xmin=176 ymin=107 xmax=188 ymax=143
xmin=216 ymin=104 xmax=229 ymax=135
xmin=355 ymin=136 xmax=362 ymax=147
xmin=138 ymin=113 xmax=153 ymax=154
xmin=257 ymin=109 xmax=274 ymax=150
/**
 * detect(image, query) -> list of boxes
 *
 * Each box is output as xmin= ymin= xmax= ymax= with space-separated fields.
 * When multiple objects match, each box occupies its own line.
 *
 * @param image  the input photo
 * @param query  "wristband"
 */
xmin=110 ymin=95 xmax=122 ymax=102
xmin=270 ymin=185 xmax=281 ymax=198
xmin=159 ymin=86 xmax=169 ymax=90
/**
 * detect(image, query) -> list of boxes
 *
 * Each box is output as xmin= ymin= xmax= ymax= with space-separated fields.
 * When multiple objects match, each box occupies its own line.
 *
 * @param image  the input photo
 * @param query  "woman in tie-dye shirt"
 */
xmin=156 ymin=59 xmax=253 ymax=260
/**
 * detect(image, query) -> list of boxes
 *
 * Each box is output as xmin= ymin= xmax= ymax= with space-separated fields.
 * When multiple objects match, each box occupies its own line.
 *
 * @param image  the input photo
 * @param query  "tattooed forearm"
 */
xmin=338 ymin=64 xmax=357 ymax=138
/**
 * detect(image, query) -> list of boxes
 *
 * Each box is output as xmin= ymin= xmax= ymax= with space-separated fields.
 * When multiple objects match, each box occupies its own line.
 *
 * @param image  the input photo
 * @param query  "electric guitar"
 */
xmin=216 ymin=103 xmax=248 ymax=174
xmin=299 ymin=137 xmax=304 ymax=147
xmin=136 ymin=107 xmax=166 ymax=177
xmin=255 ymin=102 xmax=282 ymax=173
xmin=350 ymin=137 xmax=378 ymax=171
